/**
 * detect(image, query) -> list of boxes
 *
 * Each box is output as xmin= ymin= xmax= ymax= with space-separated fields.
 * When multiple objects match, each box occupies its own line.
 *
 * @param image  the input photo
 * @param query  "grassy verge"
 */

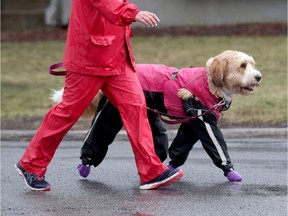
xmin=1 ymin=36 xmax=287 ymax=127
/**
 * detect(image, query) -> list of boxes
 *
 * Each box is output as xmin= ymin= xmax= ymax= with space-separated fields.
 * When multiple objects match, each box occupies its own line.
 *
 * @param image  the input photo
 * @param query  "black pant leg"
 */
xmin=168 ymin=123 xmax=199 ymax=168
xmin=80 ymin=99 xmax=123 ymax=167
xmin=147 ymin=110 xmax=168 ymax=162
xmin=180 ymin=97 xmax=234 ymax=175
xmin=144 ymin=91 xmax=169 ymax=162
xmin=190 ymin=110 xmax=234 ymax=175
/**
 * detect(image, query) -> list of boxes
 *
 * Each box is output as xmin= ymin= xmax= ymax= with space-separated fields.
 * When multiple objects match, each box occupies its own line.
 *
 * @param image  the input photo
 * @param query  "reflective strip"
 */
xmin=171 ymin=70 xmax=179 ymax=80
xmin=198 ymin=110 xmax=227 ymax=166
xmin=82 ymin=100 xmax=108 ymax=144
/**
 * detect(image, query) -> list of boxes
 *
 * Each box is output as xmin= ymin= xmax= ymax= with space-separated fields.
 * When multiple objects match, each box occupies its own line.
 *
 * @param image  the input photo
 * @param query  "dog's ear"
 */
xmin=208 ymin=58 xmax=228 ymax=88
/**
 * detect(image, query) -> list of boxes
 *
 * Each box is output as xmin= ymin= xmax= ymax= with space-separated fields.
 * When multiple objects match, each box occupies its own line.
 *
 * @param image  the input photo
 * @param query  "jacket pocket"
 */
xmin=87 ymin=35 xmax=116 ymax=67
xmin=90 ymin=35 xmax=115 ymax=46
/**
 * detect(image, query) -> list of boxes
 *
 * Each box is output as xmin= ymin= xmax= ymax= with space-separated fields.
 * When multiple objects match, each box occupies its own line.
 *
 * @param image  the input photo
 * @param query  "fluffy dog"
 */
xmin=51 ymin=50 xmax=262 ymax=181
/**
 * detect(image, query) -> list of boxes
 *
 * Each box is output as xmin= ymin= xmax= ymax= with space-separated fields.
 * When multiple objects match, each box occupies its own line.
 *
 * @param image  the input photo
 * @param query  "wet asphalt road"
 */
xmin=1 ymin=138 xmax=287 ymax=216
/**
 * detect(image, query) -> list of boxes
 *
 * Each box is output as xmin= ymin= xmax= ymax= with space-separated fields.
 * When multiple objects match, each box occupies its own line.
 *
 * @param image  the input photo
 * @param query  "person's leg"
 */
xmin=17 ymin=71 xmax=105 ymax=181
xmin=168 ymin=123 xmax=199 ymax=168
xmin=102 ymin=61 xmax=183 ymax=188
xmin=78 ymin=92 xmax=168 ymax=178
xmin=79 ymin=98 xmax=168 ymax=173
xmin=81 ymin=96 xmax=169 ymax=165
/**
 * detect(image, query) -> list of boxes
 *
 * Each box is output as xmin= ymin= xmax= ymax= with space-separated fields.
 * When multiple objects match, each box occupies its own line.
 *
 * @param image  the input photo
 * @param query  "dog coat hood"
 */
xmin=136 ymin=64 xmax=223 ymax=121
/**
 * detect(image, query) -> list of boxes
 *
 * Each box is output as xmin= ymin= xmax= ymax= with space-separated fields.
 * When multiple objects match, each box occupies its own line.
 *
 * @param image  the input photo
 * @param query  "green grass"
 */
xmin=1 ymin=36 xmax=287 ymax=126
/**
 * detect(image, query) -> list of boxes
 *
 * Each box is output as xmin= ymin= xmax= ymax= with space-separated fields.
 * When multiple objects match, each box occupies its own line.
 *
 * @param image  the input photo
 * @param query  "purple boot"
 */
xmin=227 ymin=170 xmax=242 ymax=182
xmin=167 ymin=164 xmax=175 ymax=169
xmin=77 ymin=164 xmax=91 ymax=178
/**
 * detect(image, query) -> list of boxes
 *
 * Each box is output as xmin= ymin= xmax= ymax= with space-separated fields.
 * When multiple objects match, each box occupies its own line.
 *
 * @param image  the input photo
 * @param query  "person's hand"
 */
xmin=135 ymin=11 xmax=160 ymax=27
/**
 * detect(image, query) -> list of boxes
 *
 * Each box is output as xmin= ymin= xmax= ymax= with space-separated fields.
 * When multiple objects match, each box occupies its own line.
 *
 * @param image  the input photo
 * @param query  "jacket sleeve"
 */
xmin=90 ymin=0 xmax=140 ymax=26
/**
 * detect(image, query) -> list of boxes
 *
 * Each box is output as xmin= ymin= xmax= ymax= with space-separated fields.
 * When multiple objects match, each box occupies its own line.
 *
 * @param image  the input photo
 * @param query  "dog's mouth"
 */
xmin=241 ymin=84 xmax=258 ymax=92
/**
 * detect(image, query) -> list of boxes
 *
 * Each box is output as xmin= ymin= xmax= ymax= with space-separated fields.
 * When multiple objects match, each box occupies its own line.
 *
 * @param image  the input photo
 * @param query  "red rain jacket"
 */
xmin=63 ymin=0 xmax=140 ymax=76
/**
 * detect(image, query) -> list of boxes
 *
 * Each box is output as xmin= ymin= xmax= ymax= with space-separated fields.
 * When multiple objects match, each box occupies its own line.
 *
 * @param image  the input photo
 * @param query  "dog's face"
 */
xmin=206 ymin=50 xmax=262 ymax=98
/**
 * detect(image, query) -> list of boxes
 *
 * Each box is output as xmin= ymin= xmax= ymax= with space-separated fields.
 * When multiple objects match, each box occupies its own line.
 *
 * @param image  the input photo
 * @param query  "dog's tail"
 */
xmin=50 ymin=88 xmax=64 ymax=103
xmin=50 ymin=88 xmax=102 ymax=119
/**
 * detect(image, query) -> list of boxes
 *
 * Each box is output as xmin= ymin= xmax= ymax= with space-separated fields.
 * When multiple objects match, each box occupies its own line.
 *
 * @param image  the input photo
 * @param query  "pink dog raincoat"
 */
xmin=136 ymin=64 xmax=223 ymax=120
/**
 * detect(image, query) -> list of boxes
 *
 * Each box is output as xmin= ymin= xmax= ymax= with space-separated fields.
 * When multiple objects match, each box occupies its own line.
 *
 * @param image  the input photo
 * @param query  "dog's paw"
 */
xmin=177 ymin=88 xmax=194 ymax=100
xmin=227 ymin=170 xmax=242 ymax=182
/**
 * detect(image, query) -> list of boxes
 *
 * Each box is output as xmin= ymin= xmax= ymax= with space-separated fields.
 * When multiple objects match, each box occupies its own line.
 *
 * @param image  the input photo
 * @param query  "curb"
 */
xmin=1 ymin=128 xmax=287 ymax=141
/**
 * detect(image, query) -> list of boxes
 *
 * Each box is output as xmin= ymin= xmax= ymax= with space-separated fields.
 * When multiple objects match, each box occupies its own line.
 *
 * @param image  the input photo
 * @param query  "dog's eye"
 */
xmin=240 ymin=63 xmax=247 ymax=69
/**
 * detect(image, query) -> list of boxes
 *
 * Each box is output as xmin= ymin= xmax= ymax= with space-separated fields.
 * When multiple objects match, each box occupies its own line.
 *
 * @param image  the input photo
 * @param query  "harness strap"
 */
xmin=49 ymin=62 xmax=66 ymax=76
xmin=171 ymin=70 xmax=179 ymax=80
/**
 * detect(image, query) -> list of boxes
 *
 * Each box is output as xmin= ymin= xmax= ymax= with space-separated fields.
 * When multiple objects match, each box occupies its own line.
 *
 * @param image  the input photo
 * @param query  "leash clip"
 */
xmin=213 ymin=99 xmax=226 ymax=110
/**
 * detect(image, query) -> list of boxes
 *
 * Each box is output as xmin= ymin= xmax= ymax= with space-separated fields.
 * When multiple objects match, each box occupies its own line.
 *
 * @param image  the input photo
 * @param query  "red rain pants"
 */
xmin=19 ymin=60 xmax=167 ymax=184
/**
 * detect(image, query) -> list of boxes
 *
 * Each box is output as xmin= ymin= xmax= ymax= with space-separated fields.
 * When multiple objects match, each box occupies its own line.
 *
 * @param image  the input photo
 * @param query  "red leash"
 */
xmin=49 ymin=62 xmax=66 ymax=76
xmin=147 ymin=99 xmax=225 ymax=124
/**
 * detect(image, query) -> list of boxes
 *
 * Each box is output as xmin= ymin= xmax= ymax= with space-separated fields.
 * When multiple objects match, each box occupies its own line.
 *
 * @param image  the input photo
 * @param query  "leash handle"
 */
xmin=49 ymin=62 xmax=67 ymax=76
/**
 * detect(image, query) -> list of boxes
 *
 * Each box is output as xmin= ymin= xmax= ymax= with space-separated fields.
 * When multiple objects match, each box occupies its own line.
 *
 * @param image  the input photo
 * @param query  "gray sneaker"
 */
xmin=15 ymin=163 xmax=51 ymax=191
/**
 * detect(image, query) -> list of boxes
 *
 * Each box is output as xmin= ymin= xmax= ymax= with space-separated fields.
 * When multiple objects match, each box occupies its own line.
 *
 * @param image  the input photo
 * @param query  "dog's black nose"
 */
xmin=255 ymin=75 xmax=262 ymax=82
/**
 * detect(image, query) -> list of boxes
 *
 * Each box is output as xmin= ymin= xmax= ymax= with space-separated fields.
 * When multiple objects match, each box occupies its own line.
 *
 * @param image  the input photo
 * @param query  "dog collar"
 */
xmin=220 ymin=99 xmax=232 ymax=112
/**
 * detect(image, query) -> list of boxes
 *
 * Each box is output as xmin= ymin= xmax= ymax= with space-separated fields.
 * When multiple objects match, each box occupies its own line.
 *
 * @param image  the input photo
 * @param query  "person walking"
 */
xmin=15 ymin=0 xmax=183 ymax=191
